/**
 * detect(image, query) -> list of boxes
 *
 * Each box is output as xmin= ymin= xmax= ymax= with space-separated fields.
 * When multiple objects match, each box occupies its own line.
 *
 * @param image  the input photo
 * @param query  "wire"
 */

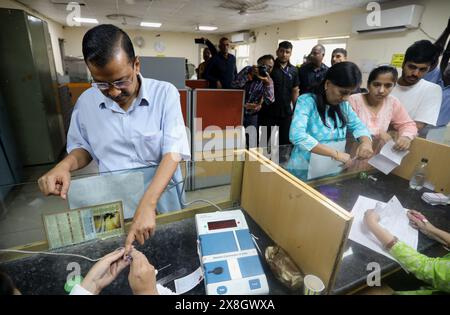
xmin=419 ymin=25 xmax=437 ymax=41
xmin=171 ymin=175 xmax=223 ymax=212
xmin=0 ymin=249 xmax=103 ymax=262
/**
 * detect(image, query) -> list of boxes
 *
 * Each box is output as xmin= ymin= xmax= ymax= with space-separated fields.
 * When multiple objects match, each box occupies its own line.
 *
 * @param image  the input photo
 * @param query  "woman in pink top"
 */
xmin=349 ymin=65 xmax=418 ymax=151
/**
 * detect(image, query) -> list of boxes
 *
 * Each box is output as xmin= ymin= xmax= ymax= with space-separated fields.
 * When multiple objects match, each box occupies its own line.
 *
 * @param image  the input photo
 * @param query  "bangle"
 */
xmin=331 ymin=150 xmax=339 ymax=160
xmin=384 ymin=236 xmax=398 ymax=250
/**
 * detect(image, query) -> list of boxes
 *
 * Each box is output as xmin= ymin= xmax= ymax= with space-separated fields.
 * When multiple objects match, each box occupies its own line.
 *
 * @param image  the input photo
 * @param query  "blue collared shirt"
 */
xmin=436 ymin=80 xmax=450 ymax=127
xmin=67 ymin=75 xmax=191 ymax=173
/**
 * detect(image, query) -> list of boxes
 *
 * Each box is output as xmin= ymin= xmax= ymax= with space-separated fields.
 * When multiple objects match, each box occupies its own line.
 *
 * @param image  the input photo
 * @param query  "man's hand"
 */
xmin=393 ymin=136 xmax=411 ymax=151
xmin=125 ymin=204 xmax=156 ymax=255
xmin=128 ymin=249 xmax=158 ymax=295
xmin=216 ymin=81 xmax=223 ymax=89
xmin=37 ymin=164 xmax=71 ymax=199
xmin=81 ymin=248 xmax=130 ymax=295
xmin=356 ymin=141 xmax=373 ymax=159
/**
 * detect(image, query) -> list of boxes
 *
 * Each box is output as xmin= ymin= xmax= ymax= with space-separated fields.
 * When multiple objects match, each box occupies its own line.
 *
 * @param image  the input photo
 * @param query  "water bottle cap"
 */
xmin=421 ymin=158 xmax=428 ymax=163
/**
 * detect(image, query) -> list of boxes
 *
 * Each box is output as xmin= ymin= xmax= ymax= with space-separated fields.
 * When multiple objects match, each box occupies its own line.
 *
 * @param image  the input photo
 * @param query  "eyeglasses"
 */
xmin=91 ymin=77 xmax=133 ymax=91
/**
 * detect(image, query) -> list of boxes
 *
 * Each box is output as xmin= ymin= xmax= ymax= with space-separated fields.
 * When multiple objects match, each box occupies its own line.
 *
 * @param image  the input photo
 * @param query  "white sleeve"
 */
xmin=161 ymin=84 xmax=191 ymax=160
xmin=415 ymin=84 xmax=443 ymax=126
xmin=69 ymin=284 xmax=94 ymax=295
xmin=156 ymin=284 xmax=177 ymax=295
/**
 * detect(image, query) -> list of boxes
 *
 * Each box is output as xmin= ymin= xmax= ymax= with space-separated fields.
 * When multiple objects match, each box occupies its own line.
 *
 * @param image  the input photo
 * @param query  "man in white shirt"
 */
xmin=37 ymin=25 xmax=190 ymax=255
xmin=391 ymin=40 xmax=443 ymax=137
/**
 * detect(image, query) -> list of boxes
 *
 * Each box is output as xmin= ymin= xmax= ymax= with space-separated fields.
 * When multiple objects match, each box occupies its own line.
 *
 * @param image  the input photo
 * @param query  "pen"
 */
xmin=410 ymin=212 xmax=428 ymax=223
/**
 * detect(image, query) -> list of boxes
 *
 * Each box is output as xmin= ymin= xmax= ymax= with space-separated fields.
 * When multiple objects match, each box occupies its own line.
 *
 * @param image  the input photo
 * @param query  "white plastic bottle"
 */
xmin=409 ymin=158 xmax=428 ymax=190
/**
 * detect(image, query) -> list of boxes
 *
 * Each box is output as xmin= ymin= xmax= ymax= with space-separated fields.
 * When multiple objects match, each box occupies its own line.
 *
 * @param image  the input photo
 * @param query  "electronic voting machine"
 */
xmin=195 ymin=210 xmax=269 ymax=295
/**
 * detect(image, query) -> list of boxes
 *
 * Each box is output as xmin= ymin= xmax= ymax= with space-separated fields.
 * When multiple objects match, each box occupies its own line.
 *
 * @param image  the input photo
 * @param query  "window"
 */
xmin=234 ymin=44 xmax=250 ymax=72
xmin=278 ymin=37 xmax=348 ymax=68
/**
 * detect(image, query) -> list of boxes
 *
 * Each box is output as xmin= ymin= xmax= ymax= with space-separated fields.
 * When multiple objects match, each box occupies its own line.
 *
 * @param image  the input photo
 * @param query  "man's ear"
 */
xmin=134 ymin=56 xmax=141 ymax=74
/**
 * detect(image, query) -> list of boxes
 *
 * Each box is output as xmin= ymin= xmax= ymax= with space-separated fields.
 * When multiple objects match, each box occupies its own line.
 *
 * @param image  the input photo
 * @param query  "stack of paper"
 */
xmin=348 ymin=195 xmax=418 ymax=261
xmin=368 ymin=140 xmax=409 ymax=175
xmin=308 ymin=140 xmax=346 ymax=180
xmin=421 ymin=193 xmax=450 ymax=205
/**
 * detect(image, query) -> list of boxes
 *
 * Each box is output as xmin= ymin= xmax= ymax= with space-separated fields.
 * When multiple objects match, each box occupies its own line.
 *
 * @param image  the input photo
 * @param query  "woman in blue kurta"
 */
xmin=288 ymin=62 xmax=373 ymax=179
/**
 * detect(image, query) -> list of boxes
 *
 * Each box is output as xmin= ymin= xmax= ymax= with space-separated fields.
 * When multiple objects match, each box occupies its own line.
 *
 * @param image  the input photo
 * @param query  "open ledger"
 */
xmin=348 ymin=195 xmax=418 ymax=262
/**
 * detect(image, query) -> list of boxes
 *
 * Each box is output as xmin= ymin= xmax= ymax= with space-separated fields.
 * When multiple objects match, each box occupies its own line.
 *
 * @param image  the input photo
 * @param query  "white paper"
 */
xmin=348 ymin=195 xmax=418 ymax=261
xmin=174 ymin=266 xmax=204 ymax=295
xmin=368 ymin=140 xmax=409 ymax=175
xmin=308 ymin=140 xmax=346 ymax=180
xmin=68 ymin=171 xmax=145 ymax=219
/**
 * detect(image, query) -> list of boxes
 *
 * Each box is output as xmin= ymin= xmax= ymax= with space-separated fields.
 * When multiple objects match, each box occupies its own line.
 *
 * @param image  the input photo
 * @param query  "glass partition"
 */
xmin=0 ymin=155 xmax=245 ymax=250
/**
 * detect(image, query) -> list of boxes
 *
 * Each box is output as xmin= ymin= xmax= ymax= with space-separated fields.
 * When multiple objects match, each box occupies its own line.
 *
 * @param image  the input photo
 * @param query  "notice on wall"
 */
xmin=391 ymin=54 xmax=405 ymax=68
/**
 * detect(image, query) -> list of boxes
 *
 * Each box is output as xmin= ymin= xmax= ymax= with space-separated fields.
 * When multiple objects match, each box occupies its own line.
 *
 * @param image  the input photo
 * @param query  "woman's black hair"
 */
xmin=311 ymin=61 xmax=362 ymax=128
xmin=367 ymin=65 xmax=398 ymax=86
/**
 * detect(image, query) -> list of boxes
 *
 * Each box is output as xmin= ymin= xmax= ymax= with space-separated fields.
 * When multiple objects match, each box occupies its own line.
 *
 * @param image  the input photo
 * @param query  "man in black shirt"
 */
xmin=204 ymin=37 xmax=237 ymax=89
xmin=259 ymin=41 xmax=299 ymax=146
xmin=298 ymin=44 xmax=328 ymax=95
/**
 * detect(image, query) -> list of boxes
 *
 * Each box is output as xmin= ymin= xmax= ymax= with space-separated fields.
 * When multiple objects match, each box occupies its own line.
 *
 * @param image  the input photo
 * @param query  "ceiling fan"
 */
xmin=219 ymin=0 xmax=270 ymax=15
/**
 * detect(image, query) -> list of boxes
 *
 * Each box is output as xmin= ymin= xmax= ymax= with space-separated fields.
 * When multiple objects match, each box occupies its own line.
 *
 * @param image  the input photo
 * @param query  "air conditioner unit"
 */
xmin=231 ymin=32 xmax=251 ymax=43
xmin=352 ymin=4 xmax=424 ymax=35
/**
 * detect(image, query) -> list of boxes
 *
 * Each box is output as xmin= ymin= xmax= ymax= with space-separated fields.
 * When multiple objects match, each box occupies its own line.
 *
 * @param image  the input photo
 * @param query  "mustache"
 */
xmin=110 ymin=92 xmax=130 ymax=102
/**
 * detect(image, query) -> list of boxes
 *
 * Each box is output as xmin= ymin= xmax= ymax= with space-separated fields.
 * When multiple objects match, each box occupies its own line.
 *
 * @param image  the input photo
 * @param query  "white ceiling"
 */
xmin=17 ymin=0 xmax=389 ymax=34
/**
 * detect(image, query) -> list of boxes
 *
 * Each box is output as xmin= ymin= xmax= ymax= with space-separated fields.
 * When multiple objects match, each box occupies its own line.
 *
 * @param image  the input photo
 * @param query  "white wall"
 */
xmin=63 ymin=27 xmax=221 ymax=67
xmin=235 ymin=0 xmax=450 ymax=86
xmin=0 ymin=0 xmax=65 ymax=75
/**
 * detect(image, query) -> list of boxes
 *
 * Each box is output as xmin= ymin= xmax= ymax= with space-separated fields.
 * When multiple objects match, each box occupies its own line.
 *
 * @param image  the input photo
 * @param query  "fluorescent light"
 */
xmin=140 ymin=22 xmax=162 ymax=28
xmin=198 ymin=25 xmax=218 ymax=31
xmin=73 ymin=17 xmax=98 ymax=24
xmin=319 ymin=35 xmax=350 ymax=40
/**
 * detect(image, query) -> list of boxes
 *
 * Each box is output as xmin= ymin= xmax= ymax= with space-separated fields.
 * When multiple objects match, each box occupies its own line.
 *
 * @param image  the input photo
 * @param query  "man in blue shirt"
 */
xmin=298 ymin=44 xmax=329 ymax=95
xmin=204 ymin=37 xmax=237 ymax=89
xmin=37 ymin=25 xmax=190 ymax=255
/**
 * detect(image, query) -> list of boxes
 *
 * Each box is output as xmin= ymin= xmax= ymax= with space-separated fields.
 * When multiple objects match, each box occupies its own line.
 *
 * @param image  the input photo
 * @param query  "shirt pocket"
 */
xmin=132 ymin=131 xmax=163 ymax=163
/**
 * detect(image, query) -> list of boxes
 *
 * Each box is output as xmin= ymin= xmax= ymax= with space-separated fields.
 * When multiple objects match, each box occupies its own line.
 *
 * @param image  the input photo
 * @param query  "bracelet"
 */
xmin=384 ymin=236 xmax=399 ymax=250
xmin=331 ymin=150 xmax=339 ymax=161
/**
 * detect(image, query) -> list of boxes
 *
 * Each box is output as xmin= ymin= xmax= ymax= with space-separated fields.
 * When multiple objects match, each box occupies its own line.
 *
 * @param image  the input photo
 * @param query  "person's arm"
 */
xmin=389 ymin=242 xmax=450 ymax=293
xmin=390 ymin=97 xmax=418 ymax=150
xmin=125 ymin=153 xmax=179 ymax=254
xmin=440 ymin=36 xmax=450 ymax=81
xmin=289 ymin=95 xmax=349 ymax=162
xmin=310 ymin=143 xmax=351 ymax=164
xmin=38 ymin=102 xmax=93 ymax=199
xmin=365 ymin=209 xmax=450 ymax=293
xmin=292 ymin=86 xmax=300 ymax=108
xmin=434 ymin=18 xmax=450 ymax=57
xmin=128 ymin=249 xmax=158 ymax=295
xmin=343 ymin=103 xmax=373 ymax=159
xmin=70 ymin=248 xmax=130 ymax=295
xmin=408 ymin=210 xmax=450 ymax=247
xmin=125 ymin=85 xmax=190 ymax=254
xmin=231 ymin=66 xmax=251 ymax=89
xmin=263 ymin=76 xmax=275 ymax=104
xmin=204 ymin=38 xmax=218 ymax=56
xmin=292 ymin=68 xmax=300 ymax=107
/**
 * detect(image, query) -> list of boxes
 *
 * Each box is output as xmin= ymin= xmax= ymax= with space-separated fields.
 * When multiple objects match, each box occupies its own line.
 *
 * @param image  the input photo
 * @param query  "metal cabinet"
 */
xmin=0 ymin=9 xmax=64 ymax=166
